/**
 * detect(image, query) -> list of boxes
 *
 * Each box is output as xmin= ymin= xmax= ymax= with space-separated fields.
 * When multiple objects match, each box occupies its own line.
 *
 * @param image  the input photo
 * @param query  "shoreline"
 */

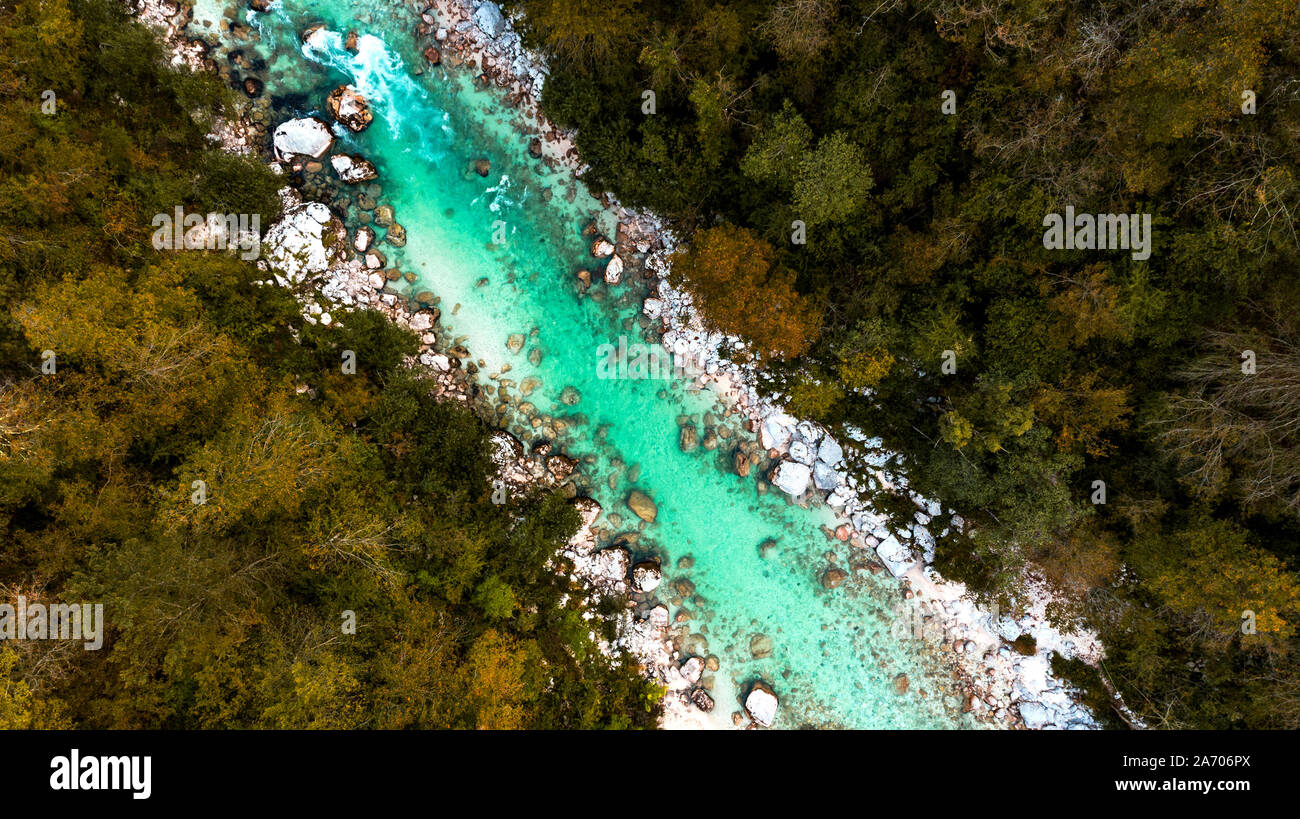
xmin=135 ymin=0 xmax=1119 ymax=730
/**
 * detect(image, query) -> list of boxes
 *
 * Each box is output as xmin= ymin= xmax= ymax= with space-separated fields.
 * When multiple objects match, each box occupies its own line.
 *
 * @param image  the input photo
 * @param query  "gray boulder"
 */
xmin=474 ymin=2 xmax=506 ymax=39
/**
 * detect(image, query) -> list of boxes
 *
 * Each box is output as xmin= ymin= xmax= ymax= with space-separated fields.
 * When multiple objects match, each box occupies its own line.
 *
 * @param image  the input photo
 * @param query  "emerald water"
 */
xmin=207 ymin=0 xmax=973 ymax=728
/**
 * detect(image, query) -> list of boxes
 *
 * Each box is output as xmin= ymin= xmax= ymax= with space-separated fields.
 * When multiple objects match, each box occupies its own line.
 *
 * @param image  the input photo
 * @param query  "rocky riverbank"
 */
xmin=644 ymin=210 xmax=1108 ymax=731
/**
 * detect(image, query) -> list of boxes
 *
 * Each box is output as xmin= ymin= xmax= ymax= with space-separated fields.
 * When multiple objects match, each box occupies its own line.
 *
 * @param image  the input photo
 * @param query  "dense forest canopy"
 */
xmin=0 ymin=0 xmax=659 ymax=729
xmin=511 ymin=0 xmax=1300 ymax=728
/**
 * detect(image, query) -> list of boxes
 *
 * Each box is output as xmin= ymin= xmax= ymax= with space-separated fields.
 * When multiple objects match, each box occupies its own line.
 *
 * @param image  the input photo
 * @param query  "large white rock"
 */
xmin=648 ymin=605 xmax=670 ymax=629
xmin=273 ymin=117 xmax=335 ymax=161
xmin=771 ymin=461 xmax=811 ymax=496
xmin=788 ymin=440 xmax=813 ymax=465
xmin=817 ymin=435 xmax=844 ymax=467
xmin=474 ymin=1 xmax=506 ymax=38
xmin=631 ymin=561 xmax=662 ymax=593
xmin=680 ymin=657 xmax=704 ymax=684
xmin=330 ymin=153 xmax=378 ymax=183
xmin=264 ymin=202 xmax=342 ymax=284
xmin=1019 ymin=701 xmax=1051 ymax=729
xmin=813 ymin=461 xmax=842 ymax=491
xmin=759 ymin=412 xmax=796 ymax=451
xmin=745 ymin=682 xmax=779 ymax=727
xmin=603 ymin=254 xmax=624 ymax=284
xmin=794 ymin=421 xmax=822 ymax=447
xmin=874 ymin=534 xmax=917 ymax=577
xmin=591 ymin=548 xmax=631 ymax=584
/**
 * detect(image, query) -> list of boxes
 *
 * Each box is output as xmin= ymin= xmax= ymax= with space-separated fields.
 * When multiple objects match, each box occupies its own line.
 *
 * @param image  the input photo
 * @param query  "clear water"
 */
xmin=208 ymin=0 xmax=973 ymax=728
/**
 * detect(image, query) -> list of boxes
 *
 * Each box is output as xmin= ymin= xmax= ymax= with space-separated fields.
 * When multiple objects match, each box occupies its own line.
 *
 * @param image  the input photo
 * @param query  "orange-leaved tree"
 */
xmin=669 ymin=224 xmax=821 ymax=361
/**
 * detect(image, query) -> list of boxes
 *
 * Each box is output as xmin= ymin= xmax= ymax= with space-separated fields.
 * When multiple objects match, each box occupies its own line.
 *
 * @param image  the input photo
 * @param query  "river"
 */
xmin=196 ymin=0 xmax=973 ymax=728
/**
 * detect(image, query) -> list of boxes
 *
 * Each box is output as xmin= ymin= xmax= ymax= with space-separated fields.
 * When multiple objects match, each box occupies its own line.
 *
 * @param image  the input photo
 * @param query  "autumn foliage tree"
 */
xmin=669 ymin=224 xmax=822 ymax=361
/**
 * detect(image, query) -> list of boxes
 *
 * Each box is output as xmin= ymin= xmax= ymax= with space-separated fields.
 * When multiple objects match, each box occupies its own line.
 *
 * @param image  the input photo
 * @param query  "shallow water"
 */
xmin=205 ymin=0 xmax=974 ymax=728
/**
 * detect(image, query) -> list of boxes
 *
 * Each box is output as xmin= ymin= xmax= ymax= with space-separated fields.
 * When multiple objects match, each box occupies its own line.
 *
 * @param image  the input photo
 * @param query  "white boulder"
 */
xmin=817 ymin=435 xmax=843 ymax=466
xmin=759 ymin=412 xmax=796 ymax=451
xmin=631 ymin=561 xmax=662 ymax=593
xmin=788 ymin=440 xmax=813 ymax=465
xmin=330 ymin=153 xmax=379 ymax=183
xmin=474 ymin=2 xmax=506 ymax=39
xmin=874 ymin=534 xmax=917 ymax=577
xmin=771 ymin=461 xmax=811 ymax=496
xmin=813 ymin=461 xmax=842 ymax=491
xmin=680 ymin=657 xmax=704 ymax=684
xmin=273 ymin=117 xmax=335 ymax=161
xmin=745 ymin=682 xmax=779 ymax=727
xmin=1019 ymin=701 xmax=1051 ymax=730
xmin=264 ymin=202 xmax=343 ymax=284
xmin=604 ymin=254 xmax=624 ymax=284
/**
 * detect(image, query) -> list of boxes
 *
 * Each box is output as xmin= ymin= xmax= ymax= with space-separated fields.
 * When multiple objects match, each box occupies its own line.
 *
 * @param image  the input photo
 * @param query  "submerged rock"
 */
xmin=821 ymin=567 xmax=849 ymax=589
xmin=749 ymin=633 xmax=773 ymax=659
xmin=733 ymin=450 xmax=751 ymax=477
xmin=385 ymin=223 xmax=406 ymax=247
xmin=626 ymin=490 xmax=657 ymax=523
xmin=679 ymin=424 xmax=698 ymax=453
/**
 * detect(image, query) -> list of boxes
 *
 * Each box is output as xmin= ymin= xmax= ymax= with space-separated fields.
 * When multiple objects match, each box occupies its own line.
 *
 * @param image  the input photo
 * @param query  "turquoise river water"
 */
xmin=196 ymin=0 xmax=974 ymax=728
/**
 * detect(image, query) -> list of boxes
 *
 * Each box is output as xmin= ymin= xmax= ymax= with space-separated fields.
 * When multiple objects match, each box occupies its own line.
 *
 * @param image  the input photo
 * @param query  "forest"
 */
xmin=512 ymin=0 xmax=1300 ymax=728
xmin=0 ymin=0 xmax=659 ymax=729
